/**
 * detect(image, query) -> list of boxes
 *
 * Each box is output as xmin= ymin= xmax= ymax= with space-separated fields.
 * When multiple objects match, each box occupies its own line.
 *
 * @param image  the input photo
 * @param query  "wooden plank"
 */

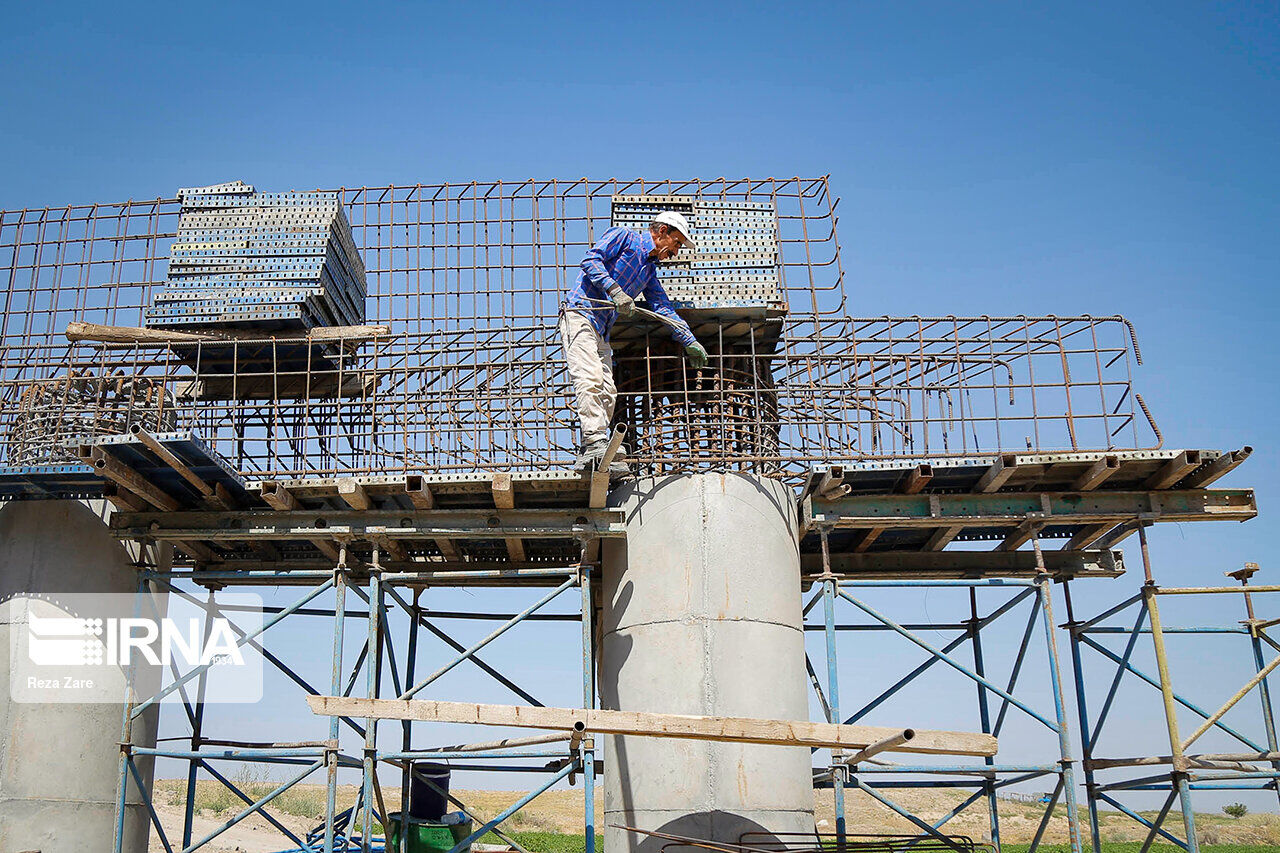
xmin=900 ymin=464 xmax=934 ymax=495
xmin=405 ymin=477 xmax=436 ymax=509
xmin=1065 ymin=524 xmax=1113 ymax=550
xmin=305 ymin=696 xmax=997 ymax=757
xmin=1144 ymin=451 xmax=1201 ymax=490
xmin=259 ymin=482 xmax=343 ymax=561
xmin=103 ymin=482 xmax=146 ymax=512
xmin=337 ymin=478 xmax=372 ymax=511
xmin=89 ymin=448 xmax=182 ymax=511
xmin=995 ymin=517 xmax=1042 ymax=552
xmin=975 ymin=455 xmax=1018 ymax=493
xmin=260 ymin=481 xmax=300 ymax=511
xmin=491 ymin=473 xmax=527 ymax=562
xmin=1181 ymin=448 xmax=1252 ymax=489
xmin=1071 ymin=455 xmax=1120 ymax=491
xmin=66 ymin=320 xmax=391 ymax=346
xmin=925 ymin=526 xmax=962 ymax=551
xmin=131 ymin=426 xmax=215 ymax=498
xmin=852 ymin=528 xmax=883 ymax=554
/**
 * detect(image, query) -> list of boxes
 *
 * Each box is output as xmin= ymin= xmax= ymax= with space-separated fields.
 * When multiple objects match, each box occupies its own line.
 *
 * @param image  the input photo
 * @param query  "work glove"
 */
xmin=608 ymin=284 xmax=636 ymax=317
xmin=685 ymin=341 xmax=709 ymax=370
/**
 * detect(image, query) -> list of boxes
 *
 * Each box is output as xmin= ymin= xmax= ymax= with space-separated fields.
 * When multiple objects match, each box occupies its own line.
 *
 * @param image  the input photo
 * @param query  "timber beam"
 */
xmin=804 ymin=489 xmax=1256 ymax=533
xmin=799 ymin=549 xmax=1125 ymax=580
xmin=107 ymin=508 xmax=625 ymax=544
xmin=306 ymin=696 xmax=997 ymax=757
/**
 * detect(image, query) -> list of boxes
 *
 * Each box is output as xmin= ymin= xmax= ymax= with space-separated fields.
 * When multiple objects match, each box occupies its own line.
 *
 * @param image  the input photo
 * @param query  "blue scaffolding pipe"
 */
xmin=1076 ymin=633 xmax=1267 ymax=752
xmin=445 ymin=760 xmax=579 ymax=853
xmin=127 ymin=755 xmax=174 ymax=853
xmin=377 ymin=750 xmax=569 ymax=760
xmin=1094 ymin=791 xmax=1187 ymax=850
xmin=992 ymin=593 xmax=1042 ymax=737
xmin=186 ymin=759 xmax=326 ymax=853
xmin=840 ymin=579 xmax=1040 ymax=589
xmin=846 ymin=776 xmax=972 ymax=852
xmin=1086 ymin=602 xmax=1148 ymax=750
xmin=197 ymin=759 xmax=310 ymax=849
xmin=399 ymin=574 xmax=577 ymax=699
xmin=382 ymin=581 xmax=544 ymax=706
xmin=837 ymin=588 xmax=1060 ymax=731
xmin=130 ymin=576 xmax=337 ymax=718
xmin=841 ymin=587 xmax=1037 ymax=726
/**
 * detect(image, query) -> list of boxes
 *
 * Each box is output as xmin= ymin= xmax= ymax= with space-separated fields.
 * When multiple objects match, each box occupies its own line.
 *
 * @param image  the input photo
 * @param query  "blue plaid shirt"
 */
xmin=564 ymin=227 xmax=697 ymax=347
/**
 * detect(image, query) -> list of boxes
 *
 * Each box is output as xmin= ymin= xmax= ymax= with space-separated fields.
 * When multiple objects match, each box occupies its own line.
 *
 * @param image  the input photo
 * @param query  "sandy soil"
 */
xmin=148 ymin=781 xmax=1280 ymax=852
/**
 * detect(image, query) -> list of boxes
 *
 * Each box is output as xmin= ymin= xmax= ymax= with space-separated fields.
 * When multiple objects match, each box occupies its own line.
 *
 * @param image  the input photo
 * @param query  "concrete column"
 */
xmin=601 ymin=473 xmax=815 ymax=853
xmin=0 ymin=499 xmax=166 ymax=852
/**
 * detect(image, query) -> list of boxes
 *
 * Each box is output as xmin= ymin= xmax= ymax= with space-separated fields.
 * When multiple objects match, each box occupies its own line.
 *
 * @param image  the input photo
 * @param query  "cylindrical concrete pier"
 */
xmin=600 ymin=473 xmax=815 ymax=852
xmin=0 ymin=500 xmax=165 ymax=852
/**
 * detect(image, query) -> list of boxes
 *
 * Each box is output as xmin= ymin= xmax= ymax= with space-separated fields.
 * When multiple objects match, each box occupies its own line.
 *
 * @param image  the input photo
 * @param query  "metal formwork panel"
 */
xmin=148 ymin=182 xmax=368 ymax=336
xmin=610 ymin=194 xmax=784 ymax=314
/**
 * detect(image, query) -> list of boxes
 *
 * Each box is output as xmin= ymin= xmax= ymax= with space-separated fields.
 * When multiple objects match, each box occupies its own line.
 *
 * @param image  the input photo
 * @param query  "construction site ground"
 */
xmin=148 ymin=780 xmax=1280 ymax=852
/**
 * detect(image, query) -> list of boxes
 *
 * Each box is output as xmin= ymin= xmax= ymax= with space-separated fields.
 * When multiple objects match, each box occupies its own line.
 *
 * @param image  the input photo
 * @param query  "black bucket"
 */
xmin=408 ymin=762 xmax=451 ymax=821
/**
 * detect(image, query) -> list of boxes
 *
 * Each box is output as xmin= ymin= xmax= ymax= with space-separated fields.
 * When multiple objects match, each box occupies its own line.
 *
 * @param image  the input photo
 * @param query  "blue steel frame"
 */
xmin=109 ymin=541 xmax=601 ymax=853
xmin=808 ymin=530 xmax=1083 ymax=853
xmin=1065 ymin=538 xmax=1280 ymax=853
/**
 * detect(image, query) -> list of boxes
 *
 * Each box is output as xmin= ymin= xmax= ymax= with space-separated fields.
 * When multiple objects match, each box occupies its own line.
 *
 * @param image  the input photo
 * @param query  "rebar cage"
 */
xmin=0 ymin=178 xmax=1159 ymax=481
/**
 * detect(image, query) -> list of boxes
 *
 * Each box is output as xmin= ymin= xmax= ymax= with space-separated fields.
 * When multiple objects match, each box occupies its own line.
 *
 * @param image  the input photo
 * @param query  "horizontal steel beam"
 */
xmin=800 ymin=549 xmax=1125 ymax=579
xmin=804 ymin=489 xmax=1256 ymax=530
xmin=108 ymin=508 xmax=625 ymax=542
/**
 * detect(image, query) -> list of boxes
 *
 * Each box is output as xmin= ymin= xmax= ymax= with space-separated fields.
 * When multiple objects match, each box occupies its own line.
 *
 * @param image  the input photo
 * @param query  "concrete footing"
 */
xmin=0 ymin=500 xmax=164 ymax=852
xmin=601 ymin=473 xmax=815 ymax=852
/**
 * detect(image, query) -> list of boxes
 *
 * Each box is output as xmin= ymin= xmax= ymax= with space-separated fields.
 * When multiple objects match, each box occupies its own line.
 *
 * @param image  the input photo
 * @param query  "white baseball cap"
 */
xmin=653 ymin=210 xmax=696 ymax=250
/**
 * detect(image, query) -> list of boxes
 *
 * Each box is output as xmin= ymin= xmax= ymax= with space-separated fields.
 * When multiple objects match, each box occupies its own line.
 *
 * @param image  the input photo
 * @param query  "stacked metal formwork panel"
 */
xmin=145 ymin=181 xmax=366 ymax=332
xmin=610 ymin=195 xmax=784 ymax=315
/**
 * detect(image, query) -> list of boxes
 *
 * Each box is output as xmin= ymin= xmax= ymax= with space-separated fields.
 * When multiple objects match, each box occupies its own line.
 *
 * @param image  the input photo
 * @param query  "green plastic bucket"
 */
xmin=385 ymin=812 xmax=473 ymax=853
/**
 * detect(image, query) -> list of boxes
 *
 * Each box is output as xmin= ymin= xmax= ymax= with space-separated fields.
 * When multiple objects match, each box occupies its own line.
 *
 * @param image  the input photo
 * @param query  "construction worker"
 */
xmin=561 ymin=211 xmax=709 ymax=474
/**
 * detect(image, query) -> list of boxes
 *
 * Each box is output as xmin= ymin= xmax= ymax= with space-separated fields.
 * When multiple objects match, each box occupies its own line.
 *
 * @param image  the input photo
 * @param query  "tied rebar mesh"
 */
xmin=6 ymin=369 xmax=176 ymax=466
xmin=0 ymin=178 xmax=1159 ymax=481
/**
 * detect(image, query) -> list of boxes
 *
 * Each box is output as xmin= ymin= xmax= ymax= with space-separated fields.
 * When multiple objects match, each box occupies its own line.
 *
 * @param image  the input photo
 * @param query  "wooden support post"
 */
xmin=405 ymin=476 xmax=436 ymax=509
xmin=491 ymin=473 xmax=527 ymax=562
xmin=401 ymin=477 xmax=460 ymax=560
xmin=102 ymin=482 xmax=146 ymax=513
xmin=260 ymin=481 xmax=300 ymax=511
xmin=975 ymin=454 xmax=1018 ymax=493
xmin=1071 ymin=455 xmax=1120 ymax=491
xmin=925 ymin=526 xmax=962 ymax=551
xmin=89 ymin=447 xmax=182 ymax=511
xmin=1181 ymin=447 xmax=1252 ymax=489
xmin=996 ymin=516 xmax=1043 ymax=552
xmin=305 ymin=696 xmax=998 ymax=757
xmin=259 ymin=482 xmax=342 ymax=562
xmin=901 ymin=464 xmax=934 ymax=495
xmin=337 ymin=478 xmax=372 ymax=511
xmin=1066 ymin=523 xmax=1115 ymax=550
xmin=130 ymin=425 xmax=216 ymax=499
xmin=1144 ymin=451 xmax=1201 ymax=490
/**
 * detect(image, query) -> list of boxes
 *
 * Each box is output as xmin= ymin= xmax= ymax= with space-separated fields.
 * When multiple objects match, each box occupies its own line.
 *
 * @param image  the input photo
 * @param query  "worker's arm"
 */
xmin=580 ymin=227 xmax=630 ymax=293
xmin=641 ymin=270 xmax=698 ymax=348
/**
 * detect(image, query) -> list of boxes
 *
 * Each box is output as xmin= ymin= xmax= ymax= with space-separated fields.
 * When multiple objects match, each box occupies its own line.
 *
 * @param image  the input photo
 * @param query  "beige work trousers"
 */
xmin=559 ymin=309 xmax=616 ymax=446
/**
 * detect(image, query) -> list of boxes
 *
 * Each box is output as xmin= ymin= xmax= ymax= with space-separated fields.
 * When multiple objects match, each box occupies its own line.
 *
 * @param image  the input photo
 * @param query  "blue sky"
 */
xmin=5 ymin=0 xmax=1278 ymax=820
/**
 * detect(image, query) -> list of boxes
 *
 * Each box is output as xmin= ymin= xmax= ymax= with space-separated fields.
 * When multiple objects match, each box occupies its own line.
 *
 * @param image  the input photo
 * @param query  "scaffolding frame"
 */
xmin=1066 ymin=533 xmax=1280 ymax=853
xmin=809 ymin=529 xmax=1084 ymax=853
xmin=110 ymin=537 xmax=607 ymax=853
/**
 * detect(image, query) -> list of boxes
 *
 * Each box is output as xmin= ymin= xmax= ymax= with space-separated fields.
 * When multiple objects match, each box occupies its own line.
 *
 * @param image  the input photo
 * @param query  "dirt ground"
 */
xmin=149 ymin=781 xmax=1280 ymax=852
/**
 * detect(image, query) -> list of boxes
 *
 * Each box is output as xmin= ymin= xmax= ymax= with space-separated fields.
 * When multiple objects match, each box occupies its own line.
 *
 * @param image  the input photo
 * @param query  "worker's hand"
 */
xmin=685 ymin=341 xmax=709 ymax=369
xmin=609 ymin=285 xmax=636 ymax=318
